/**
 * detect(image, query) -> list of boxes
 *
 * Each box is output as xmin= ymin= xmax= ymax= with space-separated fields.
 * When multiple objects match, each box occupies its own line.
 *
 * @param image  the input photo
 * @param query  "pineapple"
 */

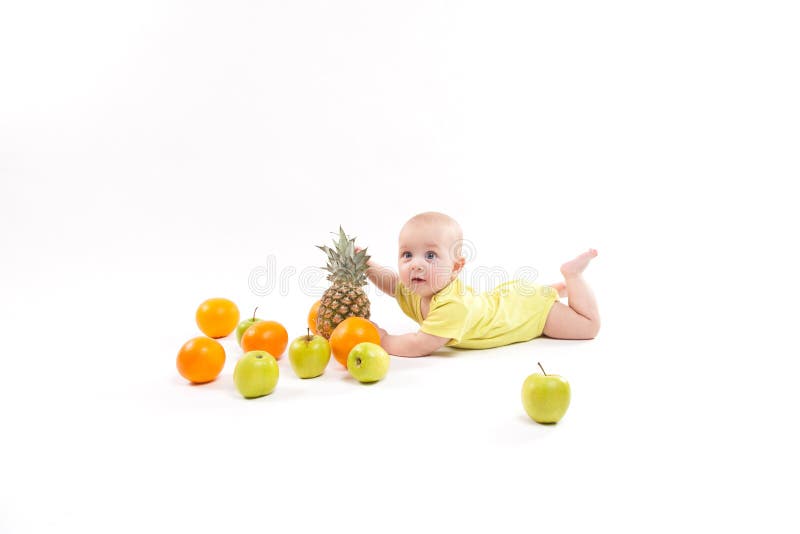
xmin=315 ymin=227 xmax=371 ymax=339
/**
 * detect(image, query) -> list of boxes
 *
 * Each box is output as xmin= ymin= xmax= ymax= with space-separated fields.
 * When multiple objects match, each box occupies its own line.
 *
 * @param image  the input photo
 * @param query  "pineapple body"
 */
xmin=316 ymin=282 xmax=370 ymax=339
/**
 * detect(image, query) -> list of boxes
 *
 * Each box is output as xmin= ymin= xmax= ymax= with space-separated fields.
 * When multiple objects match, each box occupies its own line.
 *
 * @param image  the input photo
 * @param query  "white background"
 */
xmin=1 ymin=1 xmax=798 ymax=532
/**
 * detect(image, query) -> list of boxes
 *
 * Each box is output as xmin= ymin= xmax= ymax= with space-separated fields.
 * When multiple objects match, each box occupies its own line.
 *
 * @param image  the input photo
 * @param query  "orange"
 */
xmin=196 ymin=298 xmax=240 ymax=338
xmin=329 ymin=317 xmax=381 ymax=367
xmin=241 ymin=320 xmax=289 ymax=359
xmin=307 ymin=300 xmax=321 ymax=335
xmin=176 ymin=336 xmax=226 ymax=384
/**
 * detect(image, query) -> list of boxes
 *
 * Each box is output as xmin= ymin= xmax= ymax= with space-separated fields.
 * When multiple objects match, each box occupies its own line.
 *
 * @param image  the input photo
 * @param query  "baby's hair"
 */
xmin=402 ymin=211 xmax=464 ymax=258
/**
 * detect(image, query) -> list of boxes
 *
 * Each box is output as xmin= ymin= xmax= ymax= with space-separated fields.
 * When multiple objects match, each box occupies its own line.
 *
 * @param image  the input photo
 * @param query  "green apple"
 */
xmin=288 ymin=330 xmax=331 ymax=379
xmin=347 ymin=342 xmax=390 ymax=383
xmin=236 ymin=307 xmax=264 ymax=345
xmin=233 ymin=350 xmax=279 ymax=398
xmin=521 ymin=362 xmax=571 ymax=424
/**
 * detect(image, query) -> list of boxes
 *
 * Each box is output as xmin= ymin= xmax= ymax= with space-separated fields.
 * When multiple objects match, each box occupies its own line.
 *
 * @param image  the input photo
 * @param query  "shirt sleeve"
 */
xmin=419 ymin=298 xmax=470 ymax=344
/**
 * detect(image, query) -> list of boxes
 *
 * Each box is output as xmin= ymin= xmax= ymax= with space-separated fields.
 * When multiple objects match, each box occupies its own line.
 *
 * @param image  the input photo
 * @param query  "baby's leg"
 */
xmin=542 ymin=249 xmax=600 ymax=340
xmin=548 ymin=281 xmax=567 ymax=299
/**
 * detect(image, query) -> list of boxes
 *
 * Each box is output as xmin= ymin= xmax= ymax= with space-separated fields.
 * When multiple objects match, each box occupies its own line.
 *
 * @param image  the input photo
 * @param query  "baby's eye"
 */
xmin=425 ymin=251 xmax=437 ymax=260
xmin=401 ymin=251 xmax=412 ymax=259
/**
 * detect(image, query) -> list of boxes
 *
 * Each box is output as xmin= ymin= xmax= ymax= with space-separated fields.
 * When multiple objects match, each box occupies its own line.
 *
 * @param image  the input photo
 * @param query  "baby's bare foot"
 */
xmin=548 ymin=281 xmax=567 ymax=298
xmin=560 ymin=249 xmax=598 ymax=278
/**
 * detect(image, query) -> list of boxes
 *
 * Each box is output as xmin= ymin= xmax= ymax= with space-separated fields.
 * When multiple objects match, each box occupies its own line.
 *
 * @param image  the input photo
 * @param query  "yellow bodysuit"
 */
xmin=395 ymin=278 xmax=559 ymax=349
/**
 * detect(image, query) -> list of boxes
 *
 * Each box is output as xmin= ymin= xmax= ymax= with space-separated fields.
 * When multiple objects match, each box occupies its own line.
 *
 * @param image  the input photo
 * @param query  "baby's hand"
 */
xmin=370 ymin=320 xmax=388 ymax=341
xmin=355 ymin=246 xmax=374 ymax=267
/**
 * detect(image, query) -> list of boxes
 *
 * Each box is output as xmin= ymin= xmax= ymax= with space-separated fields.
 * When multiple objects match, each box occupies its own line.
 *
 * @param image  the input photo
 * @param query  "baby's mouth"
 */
xmin=411 ymin=276 xmax=426 ymax=283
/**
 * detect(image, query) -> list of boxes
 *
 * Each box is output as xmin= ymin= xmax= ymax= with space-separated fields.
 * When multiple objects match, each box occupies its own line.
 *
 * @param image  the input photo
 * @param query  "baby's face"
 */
xmin=398 ymin=221 xmax=464 ymax=298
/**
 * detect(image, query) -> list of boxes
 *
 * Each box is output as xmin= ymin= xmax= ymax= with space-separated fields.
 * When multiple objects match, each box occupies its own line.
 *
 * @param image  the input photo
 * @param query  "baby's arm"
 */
xmin=357 ymin=247 xmax=398 ymax=296
xmin=378 ymin=328 xmax=450 ymax=358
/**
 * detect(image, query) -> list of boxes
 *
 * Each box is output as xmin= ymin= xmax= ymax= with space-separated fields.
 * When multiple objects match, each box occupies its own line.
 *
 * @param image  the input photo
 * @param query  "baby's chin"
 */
xmin=407 ymin=281 xmax=441 ymax=297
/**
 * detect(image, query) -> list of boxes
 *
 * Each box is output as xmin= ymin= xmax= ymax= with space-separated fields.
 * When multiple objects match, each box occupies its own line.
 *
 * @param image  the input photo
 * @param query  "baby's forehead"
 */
xmin=398 ymin=238 xmax=452 ymax=250
xmin=398 ymin=222 xmax=457 ymax=248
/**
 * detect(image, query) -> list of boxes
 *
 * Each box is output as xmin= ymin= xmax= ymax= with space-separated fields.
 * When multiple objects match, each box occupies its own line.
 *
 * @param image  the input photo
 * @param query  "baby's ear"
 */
xmin=453 ymin=256 xmax=466 ymax=273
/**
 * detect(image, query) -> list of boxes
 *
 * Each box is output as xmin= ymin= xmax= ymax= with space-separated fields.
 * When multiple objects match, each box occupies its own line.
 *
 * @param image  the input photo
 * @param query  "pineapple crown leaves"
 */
xmin=316 ymin=226 xmax=370 ymax=285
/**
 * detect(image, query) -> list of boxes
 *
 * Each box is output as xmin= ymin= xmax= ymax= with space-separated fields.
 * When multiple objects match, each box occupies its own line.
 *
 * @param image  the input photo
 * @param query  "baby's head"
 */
xmin=398 ymin=212 xmax=466 ymax=297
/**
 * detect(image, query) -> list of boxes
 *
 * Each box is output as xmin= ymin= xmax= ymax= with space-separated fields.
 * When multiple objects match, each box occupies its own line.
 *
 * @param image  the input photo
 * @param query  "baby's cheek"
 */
xmin=432 ymin=263 xmax=450 ymax=282
xmin=399 ymin=267 xmax=411 ymax=282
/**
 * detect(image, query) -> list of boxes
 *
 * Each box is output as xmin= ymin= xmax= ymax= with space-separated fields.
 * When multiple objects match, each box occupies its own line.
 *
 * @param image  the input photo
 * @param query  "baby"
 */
xmin=363 ymin=212 xmax=600 ymax=357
